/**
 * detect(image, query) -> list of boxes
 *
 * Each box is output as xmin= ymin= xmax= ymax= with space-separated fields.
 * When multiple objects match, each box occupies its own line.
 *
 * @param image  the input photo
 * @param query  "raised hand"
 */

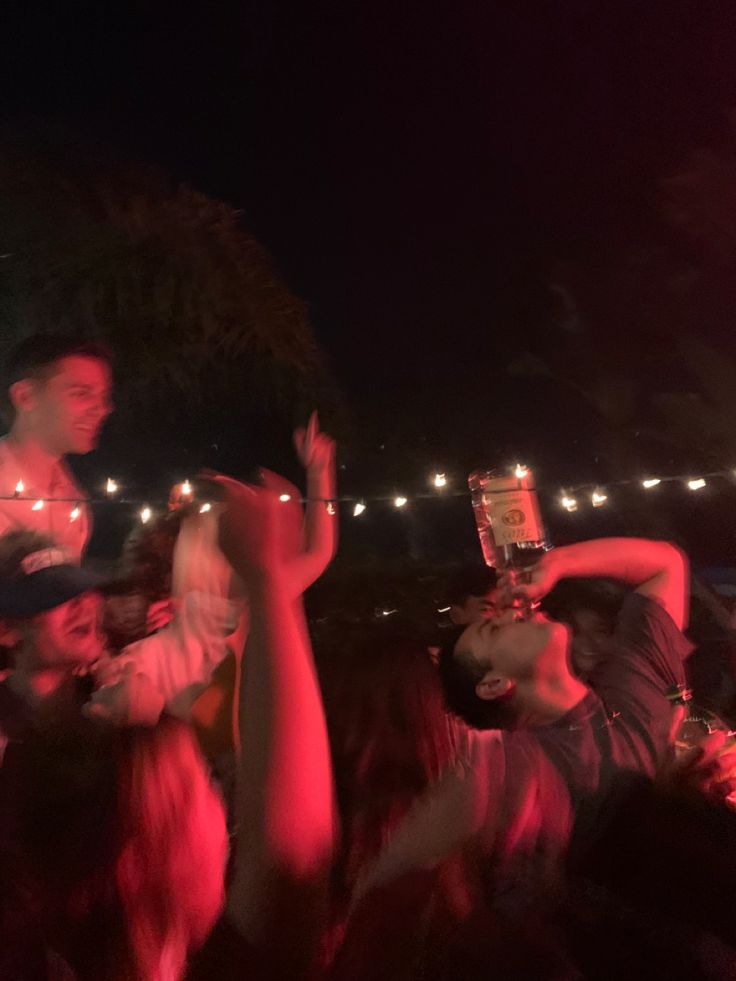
xmin=294 ymin=411 xmax=336 ymax=477
xmin=202 ymin=470 xmax=303 ymax=582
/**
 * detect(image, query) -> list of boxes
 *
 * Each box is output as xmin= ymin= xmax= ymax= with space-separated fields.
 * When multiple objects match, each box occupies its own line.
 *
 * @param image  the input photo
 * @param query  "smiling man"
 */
xmin=0 ymin=335 xmax=113 ymax=560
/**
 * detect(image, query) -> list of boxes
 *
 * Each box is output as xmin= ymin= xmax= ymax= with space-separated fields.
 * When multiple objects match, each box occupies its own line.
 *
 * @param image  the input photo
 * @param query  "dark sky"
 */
xmin=2 ymin=2 xmax=736 ymax=485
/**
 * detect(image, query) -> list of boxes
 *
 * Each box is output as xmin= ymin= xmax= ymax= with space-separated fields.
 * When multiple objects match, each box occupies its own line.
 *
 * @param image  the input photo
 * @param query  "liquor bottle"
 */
xmin=468 ymin=466 xmax=552 ymax=618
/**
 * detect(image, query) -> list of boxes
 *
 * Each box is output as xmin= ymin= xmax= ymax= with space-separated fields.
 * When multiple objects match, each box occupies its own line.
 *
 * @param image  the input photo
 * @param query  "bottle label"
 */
xmin=484 ymin=488 xmax=543 ymax=547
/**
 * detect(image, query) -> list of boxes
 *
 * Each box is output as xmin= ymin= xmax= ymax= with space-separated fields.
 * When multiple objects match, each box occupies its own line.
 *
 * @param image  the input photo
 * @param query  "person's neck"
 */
xmin=515 ymin=668 xmax=589 ymax=728
xmin=7 ymin=426 xmax=62 ymax=494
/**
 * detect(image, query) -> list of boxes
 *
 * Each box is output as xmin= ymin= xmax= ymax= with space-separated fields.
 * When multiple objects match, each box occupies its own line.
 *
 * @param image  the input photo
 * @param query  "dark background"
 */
xmin=3 ymin=1 xmax=736 ymax=567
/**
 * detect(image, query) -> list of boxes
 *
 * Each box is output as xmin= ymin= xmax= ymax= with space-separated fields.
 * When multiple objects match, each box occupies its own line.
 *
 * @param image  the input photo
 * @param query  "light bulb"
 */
xmin=687 ymin=478 xmax=706 ymax=491
xmin=69 ymin=506 xmax=80 ymax=522
xmin=561 ymin=495 xmax=578 ymax=512
xmin=642 ymin=478 xmax=661 ymax=489
xmin=394 ymin=496 xmax=408 ymax=508
xmin=181 ymin=480 xmax=193 ymax=497
xmin=31 ymin=500 xmax=44 ymax=512
xmin=591 ymin=490 xmax=608 ymax=507
xmin=433 ymin=473 xmax=447 ymax=488
xmin=514 ymin=464 xmax=529 ymax=479
xmin=140 ymin=507 xmax=152 ymax=524
xmin=199 ymin=503 xmax=211 ymax=514
xmin=279 ymin=494 xmax=291 ymax=502
xmin=14 ymin=480 xmax=24 ymax=495
xmin=353 ymin=502 xmax=366 ymax=517
xmin=106 ymin=478 xmax=118 ymax=496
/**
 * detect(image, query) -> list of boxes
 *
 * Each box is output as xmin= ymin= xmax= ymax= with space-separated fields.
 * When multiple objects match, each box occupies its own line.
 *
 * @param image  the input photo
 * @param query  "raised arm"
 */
xmin=291 ymin=412 xmax=338 ymax=595
xmin=506 ymin=537 xmax=688 ymax=630
xmin=213 ymin=470 xmax=336 ymax=947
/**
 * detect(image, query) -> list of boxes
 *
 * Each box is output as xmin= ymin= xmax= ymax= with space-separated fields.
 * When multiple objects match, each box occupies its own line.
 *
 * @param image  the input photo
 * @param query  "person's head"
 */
xmin=439 ymin=611 xmax=571 ymax=729
xmin=445 ymin=565 xmax=499 ymax=625
xmin=0 ymin=531 xmax=106 ymax=676
xmin=542 ymin=579 xmax=623 ymax=680
xmin=2 ymin=333 xmax=113 ymax=455
xmin=3 ymin=714 xmax=227 ymax=980
xmin=317 ymin=620 xmax=454 ymax=882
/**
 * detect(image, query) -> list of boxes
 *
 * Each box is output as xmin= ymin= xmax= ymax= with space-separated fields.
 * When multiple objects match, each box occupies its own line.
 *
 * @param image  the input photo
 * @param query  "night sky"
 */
xmin=3 ymin=2 xmax=736 ymax=562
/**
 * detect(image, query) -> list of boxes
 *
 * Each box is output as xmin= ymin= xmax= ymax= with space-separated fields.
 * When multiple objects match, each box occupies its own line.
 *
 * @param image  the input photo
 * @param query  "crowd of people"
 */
xmin=0 ymin=334 xmax=735 ymax=980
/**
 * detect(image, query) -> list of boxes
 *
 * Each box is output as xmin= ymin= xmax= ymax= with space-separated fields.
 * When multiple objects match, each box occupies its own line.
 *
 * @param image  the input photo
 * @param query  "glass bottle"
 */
xmin=468 ymin=467 xmax=552 ymax=619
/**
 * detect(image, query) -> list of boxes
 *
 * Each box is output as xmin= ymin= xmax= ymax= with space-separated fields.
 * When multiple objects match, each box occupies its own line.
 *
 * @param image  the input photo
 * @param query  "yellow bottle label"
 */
xmin=484 ymin=488 xmax=543 ymax=547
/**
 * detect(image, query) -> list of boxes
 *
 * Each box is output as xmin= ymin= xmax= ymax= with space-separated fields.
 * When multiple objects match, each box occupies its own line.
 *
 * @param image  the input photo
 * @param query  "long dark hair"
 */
xmin=318 ymin=621 xmax=455 ymax=890
xmin=0 ymin=714 xmax=227 ymax=980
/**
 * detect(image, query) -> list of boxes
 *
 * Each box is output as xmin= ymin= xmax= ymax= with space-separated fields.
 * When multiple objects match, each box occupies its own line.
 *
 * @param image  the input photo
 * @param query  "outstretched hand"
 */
xmin=294 ymin=411 xmax=335 ymax=477
xmin=200 ymin=469 xmax=303 ymax=582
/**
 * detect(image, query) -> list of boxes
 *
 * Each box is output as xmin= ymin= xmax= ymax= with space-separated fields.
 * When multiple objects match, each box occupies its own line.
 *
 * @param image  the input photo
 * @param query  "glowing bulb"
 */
xmin=181 ymin=480 xmax=192 ymax=497
xmin=353 ymin=502 xmax=366 ymax=517
xmin=14 ymin=480 xmax=24 ymax=495
xmin=433 ymin=473 xmax=447 ymax=488
xmin=561 ymin=495 xmax=578 ymax=512
xmin=140 ymin=507 xmax=152 ymax=524
xmin=279 ymin=493 xmax=291 ymax=502
xmin=437 ymin=606 xmax=451 ymax=613
xmin=514 ymin=464 xmax=529 ymax=479
xmin=69 ymin=506 xmax=80 ymax=522
xmin=381 ymin=609 xmax=398 ymax=617
xmin=199 ymin=502 xmax=211 ymax=514
xmin=642 ymin=478 xmax=661 ymax=489
xmin=591 ymin=490 xmax=608 ymax=507
xmin=31 ymin=500 xmax=44 ymax=511
xmin=687 ymin=478 xmax=706 ymax=491
xmin=106 ymin=478 xmax=118 ymax=496
xmin=394 ymin=496 xmax=408 ymax=508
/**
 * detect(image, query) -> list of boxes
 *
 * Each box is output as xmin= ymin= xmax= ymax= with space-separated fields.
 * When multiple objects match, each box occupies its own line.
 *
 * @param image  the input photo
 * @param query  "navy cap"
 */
xmin=0 ymin=547 xmax=108 ymax=617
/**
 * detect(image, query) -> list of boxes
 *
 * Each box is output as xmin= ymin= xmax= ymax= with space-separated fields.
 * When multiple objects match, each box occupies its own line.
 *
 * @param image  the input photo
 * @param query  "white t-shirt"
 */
xmin=0 ymin=437 xmax=90 ymax=561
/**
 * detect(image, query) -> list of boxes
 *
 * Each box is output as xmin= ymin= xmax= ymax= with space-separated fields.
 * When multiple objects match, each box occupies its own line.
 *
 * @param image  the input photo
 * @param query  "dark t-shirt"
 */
xmin=508 ymin=592 xmax=692 ymax=809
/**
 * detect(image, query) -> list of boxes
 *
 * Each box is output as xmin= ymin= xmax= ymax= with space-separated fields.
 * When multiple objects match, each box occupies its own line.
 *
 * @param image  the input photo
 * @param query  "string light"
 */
xmin=514 ymin=464 xmax=529 ymax=479
xmin=433 ymin=473 xmax=447 ymax=488
xmin=279 ymin=494 xmax=291 ymax=502
xmin=140 ymin=507 xmax=152 ymax=524
xmin=561 ymin=494 xmax=578 ymax=512
xmin=69 ymin=506 xmax=80 ymax=522
xmin=31 ymin=500 xmax=44 ymax=511
xmin=14 ymin=480 xmax=24 ymax=496
xmin=199 ymin=503 xmax=211 ymax=514
xmin=642 ymin=478 xmax=661 ymax=489
xmin=394 ymin=496 xmax=408 ymax=508
xmin=106 ymin=478 xmax=118 ymax=496
xmin=353 ymin=502 xmax=366 ymax=517
xmin=687 ymin=478 xmax=706 ymax=491
xmin=591 ymin=489 xmax=608 ymax=508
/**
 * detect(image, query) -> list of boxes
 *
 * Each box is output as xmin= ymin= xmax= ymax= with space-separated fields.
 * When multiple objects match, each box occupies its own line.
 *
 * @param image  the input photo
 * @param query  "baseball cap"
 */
xmin=0 ymin=547 xmax=108 ymax=617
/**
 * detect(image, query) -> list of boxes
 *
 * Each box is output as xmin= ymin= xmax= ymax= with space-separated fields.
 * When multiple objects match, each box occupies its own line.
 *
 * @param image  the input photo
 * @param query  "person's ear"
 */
xmin=475 ymin=672 xmax=513 ymax=701
xmin=9 ymin=379 xmax=39 ymax=415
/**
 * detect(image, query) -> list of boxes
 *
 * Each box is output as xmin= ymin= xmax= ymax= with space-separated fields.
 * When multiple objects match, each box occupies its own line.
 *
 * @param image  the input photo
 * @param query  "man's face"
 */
xmin=456 ymin=611 xmax=569 ymax=699
xmin=450 ymin=588 xmax=498 ymax=626
xmin=28 ymin=356 xmax=113 ymax=455
xmin=26 ymin=592 xmax=105 ymax=669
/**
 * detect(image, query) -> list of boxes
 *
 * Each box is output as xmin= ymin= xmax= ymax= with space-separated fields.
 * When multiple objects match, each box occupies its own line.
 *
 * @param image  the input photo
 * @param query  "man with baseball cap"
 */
xmin=0 ymin=531 xmax=166 ymax=757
